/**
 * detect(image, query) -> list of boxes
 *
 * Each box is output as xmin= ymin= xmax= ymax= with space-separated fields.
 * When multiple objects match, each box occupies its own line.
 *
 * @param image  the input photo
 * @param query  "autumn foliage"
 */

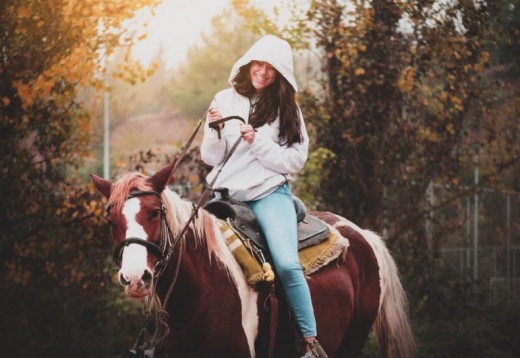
xmin=233 ymin=0 xmax=520 ymax=356
xmin=0 ymin=0 xmax=157 ymax=355
xmin=1 ymin=0 xmax=518 ymax=356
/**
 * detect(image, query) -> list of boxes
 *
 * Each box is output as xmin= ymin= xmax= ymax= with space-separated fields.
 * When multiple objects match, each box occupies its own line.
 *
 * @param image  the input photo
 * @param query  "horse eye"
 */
xmin=149 ymin=209 xmax=161 ymax=220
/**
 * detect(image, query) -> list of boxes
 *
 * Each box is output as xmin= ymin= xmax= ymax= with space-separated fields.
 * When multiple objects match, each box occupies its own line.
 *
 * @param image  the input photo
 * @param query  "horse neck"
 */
xmin=155 ymin=229 xmax=233 ymax=321
xmin=154 ymin=200 xmax=227 ymax=293
xmin=156 ymin=194 xmax=233 ymax=309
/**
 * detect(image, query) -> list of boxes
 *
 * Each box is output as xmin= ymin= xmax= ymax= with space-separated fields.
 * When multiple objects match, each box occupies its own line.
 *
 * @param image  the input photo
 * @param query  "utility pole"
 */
xmin=103 ymin=77 xmax=110 ymax=179
xmin=100 ymin=28 xmax=135 ymax=179
xmin=100 ymin=17 xmax=110 ymax=180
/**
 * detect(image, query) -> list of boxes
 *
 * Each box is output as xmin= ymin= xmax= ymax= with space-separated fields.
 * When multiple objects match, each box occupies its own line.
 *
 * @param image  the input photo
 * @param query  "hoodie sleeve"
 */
xmin=249 ymin=110 xmax=309 ymax=174
xmin=200 ymin=98 xmax=227 ymax=167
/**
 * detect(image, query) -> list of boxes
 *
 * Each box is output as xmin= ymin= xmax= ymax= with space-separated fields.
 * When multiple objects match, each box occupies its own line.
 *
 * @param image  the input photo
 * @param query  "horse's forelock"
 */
xmin=109 ymin=173 xmax=152 ymax=211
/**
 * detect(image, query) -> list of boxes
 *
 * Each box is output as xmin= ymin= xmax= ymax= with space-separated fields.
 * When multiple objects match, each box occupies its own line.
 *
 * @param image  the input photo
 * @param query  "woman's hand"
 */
xmin=240 ymin=124 xmax=256 ymax=144
xmin=208 ymin=108 xmax=223 ymax=129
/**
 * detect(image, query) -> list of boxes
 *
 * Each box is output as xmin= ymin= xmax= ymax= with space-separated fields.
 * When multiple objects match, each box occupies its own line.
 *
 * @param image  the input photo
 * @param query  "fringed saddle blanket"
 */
xmin=217 ymin=218 xmax=349 ymax=287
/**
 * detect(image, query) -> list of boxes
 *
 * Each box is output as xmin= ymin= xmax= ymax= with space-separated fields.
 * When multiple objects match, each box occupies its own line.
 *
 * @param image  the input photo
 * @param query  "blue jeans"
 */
xmin=246 ymin=183 xmax=317 ymax=337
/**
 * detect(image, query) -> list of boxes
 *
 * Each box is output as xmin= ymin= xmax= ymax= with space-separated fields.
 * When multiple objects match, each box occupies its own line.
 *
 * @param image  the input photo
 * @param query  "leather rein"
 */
xmin=117 ymin=114 xmax=248 ymax=357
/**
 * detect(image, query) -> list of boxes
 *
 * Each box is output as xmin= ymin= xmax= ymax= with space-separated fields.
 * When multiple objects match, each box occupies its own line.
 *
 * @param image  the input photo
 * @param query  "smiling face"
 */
xmin=249 ymin=60 xmax=277 ymax=93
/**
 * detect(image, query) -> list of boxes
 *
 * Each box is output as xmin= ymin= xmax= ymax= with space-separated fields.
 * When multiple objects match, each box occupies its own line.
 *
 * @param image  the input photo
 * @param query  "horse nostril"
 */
xmin=142 ymin=270 xmax=153 ymax=286
xmin=119 ymin=273 xmax=130 ymax=286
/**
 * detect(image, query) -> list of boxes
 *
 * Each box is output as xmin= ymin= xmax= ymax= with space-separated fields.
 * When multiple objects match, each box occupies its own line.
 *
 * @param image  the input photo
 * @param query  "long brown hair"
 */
xmin=232 ymin=63 xmax=303 ymax=147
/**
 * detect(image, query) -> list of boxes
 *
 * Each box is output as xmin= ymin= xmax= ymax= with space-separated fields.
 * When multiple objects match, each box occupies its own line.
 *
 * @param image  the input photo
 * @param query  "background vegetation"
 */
xmin=1 ymin=0 xmax=518 ymax=357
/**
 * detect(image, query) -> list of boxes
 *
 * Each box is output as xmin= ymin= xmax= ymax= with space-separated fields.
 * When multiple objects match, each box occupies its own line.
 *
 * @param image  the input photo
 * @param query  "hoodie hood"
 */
xmin=229 ymin=35 xmax=298 ymax=93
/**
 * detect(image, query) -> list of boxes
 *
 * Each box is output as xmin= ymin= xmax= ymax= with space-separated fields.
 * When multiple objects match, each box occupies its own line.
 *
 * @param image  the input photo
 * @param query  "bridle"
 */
xmin=112 ymin=190 xmax=172 ymax=272
xmin=112 ymin=189 xmax=187 ymax=291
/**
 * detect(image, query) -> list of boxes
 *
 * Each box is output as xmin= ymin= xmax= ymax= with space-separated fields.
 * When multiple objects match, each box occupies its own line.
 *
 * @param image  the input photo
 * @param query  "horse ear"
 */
xmin=90 ymin=173 xmax=113 ymax=199
xmin=149 ymin=158 xmax=178 ymax=193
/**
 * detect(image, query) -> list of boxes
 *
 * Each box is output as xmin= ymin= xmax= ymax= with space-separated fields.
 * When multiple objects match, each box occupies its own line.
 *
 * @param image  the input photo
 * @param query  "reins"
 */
xmin=154 ymin=114 xmax=247 ymax=306
xmin=125 ymin=113 xmax=248 ymax=357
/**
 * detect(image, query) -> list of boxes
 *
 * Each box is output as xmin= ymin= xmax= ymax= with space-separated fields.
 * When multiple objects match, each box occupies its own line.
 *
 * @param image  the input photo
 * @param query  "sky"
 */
xmin=130 ymin=0 xmax=231 ymax=69
xmin=129 ymin=0 xmax=311 ymax=70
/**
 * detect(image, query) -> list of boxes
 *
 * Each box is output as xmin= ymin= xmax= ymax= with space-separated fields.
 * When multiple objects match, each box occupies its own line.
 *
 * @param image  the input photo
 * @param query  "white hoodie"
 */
xmin=200 ymin=35 xmax=309 ymax=201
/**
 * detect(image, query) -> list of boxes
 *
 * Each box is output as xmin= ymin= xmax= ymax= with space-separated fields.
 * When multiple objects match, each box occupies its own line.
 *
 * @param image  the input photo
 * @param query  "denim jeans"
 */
xmin=246 ymin=183 xmax=317 ymax=337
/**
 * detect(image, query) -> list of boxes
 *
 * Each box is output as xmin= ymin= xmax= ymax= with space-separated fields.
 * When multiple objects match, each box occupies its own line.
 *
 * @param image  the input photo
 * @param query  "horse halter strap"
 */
xmin=112 ymin=190 xmax=173 ymax=270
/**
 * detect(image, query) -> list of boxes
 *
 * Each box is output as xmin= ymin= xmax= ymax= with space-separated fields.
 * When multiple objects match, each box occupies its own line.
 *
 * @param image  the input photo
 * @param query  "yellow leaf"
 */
xmin=480 ymin=51 xmax=490 ymax=63
xmin=18 ymin=7 xmax=30 ymax=18
xmin=446 ymin=123 xmax=455 ymax=135
xmin=355 ymin=67 xmax=365 ymax=76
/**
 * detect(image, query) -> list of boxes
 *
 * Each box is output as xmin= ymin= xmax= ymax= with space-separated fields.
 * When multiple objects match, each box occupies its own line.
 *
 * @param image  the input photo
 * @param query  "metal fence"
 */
xmin=428 ymin=181 xmax=520 ymax=303
xmin=439 ymin=246 xmax=520 ymax=304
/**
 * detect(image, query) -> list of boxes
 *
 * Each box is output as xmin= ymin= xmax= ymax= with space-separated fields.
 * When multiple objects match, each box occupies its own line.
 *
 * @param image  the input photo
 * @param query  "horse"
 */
xmin=90 ymin=159 xmax=415 ymax=358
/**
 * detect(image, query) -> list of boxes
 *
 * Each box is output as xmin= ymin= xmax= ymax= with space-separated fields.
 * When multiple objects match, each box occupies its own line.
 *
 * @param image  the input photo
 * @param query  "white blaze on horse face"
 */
xmin=120 ymin=198 xmax=149 ymax=280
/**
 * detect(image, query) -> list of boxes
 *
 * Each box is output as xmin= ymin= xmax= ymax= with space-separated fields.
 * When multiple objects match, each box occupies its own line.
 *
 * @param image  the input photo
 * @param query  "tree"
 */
xmin=233 ymin=0 xmax=520 ymax=356
xmin=234 ymin=0 xmax=518 ymax=227
xmin=0 ymin=0 xmax=157 ymax=355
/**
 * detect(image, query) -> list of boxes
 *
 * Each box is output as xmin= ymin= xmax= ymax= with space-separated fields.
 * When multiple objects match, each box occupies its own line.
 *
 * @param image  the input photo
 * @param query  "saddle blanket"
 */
xmin=217 ymin=218 xmax=349 ymax=287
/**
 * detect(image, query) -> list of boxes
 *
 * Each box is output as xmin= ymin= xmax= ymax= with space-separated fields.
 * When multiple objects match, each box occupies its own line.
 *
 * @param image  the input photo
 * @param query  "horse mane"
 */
xmin=109 ymin=172 xmax=228 ymax=268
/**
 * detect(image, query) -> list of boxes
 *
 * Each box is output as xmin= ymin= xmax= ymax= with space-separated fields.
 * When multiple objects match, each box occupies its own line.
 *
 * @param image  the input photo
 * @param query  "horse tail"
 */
xmin=364 ymin=230 xmax=416 ymax=358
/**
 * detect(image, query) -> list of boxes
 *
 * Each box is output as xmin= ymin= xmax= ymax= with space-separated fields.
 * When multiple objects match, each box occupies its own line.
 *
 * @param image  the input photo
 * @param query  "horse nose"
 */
xmin=142 ymin=270 xmax=153 ymax=286
xmin=119 ymin=273 xmax=131 ymax=286
xmin=119 ymin=269 xmax=153 ymax=287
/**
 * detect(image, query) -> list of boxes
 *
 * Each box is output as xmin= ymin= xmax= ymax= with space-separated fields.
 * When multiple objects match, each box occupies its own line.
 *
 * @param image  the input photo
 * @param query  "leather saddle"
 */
xmin=203 ymin=188 xmax=330 ymax=253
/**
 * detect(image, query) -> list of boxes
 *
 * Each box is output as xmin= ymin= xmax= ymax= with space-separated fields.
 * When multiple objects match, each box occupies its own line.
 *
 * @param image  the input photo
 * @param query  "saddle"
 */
xmin=203 ymin=188 xmax=330 ymax=253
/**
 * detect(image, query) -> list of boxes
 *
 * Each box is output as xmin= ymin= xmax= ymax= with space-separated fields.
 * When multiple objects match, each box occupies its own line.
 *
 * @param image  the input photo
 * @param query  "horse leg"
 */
xmin=335 ymin=274 xmax=380 ymax=357
xmin=335 ymin=318 xmax=375 ymax=357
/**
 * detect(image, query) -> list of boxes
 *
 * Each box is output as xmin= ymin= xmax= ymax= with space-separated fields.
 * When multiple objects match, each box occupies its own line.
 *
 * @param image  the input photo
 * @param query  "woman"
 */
xmin=200 ymin=35 xmax=326 ymax=358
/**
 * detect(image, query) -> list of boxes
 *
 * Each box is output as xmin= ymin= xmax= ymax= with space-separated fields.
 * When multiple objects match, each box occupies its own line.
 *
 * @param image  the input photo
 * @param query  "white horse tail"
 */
xmin=363 ymin=229 xmax=416 ymax=358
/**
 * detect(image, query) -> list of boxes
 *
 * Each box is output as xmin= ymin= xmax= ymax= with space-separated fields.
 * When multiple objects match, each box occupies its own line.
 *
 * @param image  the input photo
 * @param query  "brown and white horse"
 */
xmin=91 ymin=160 xmax=415 ymax=358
